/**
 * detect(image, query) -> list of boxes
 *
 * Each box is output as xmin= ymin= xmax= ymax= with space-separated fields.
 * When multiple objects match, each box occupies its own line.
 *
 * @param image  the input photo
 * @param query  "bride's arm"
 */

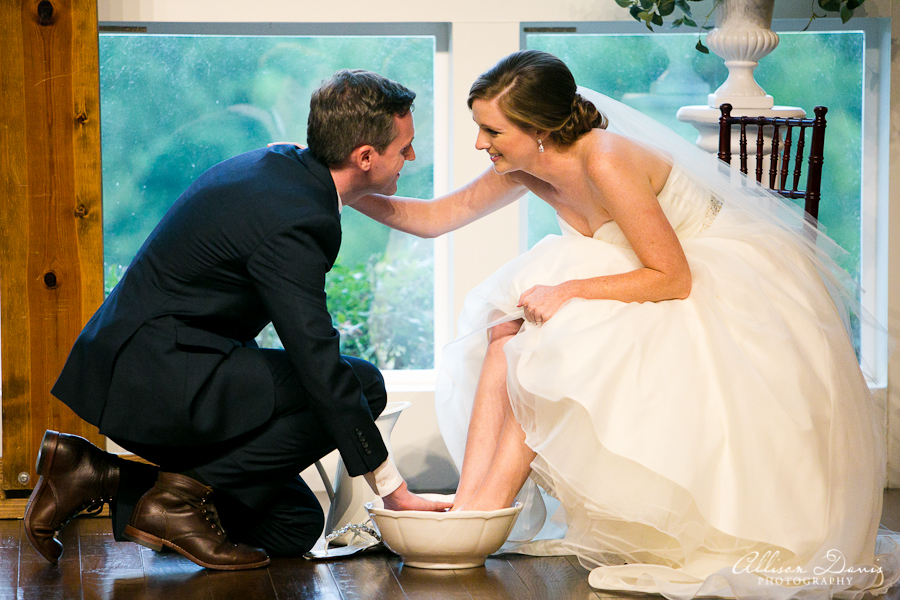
xmin=351 ymin=168 xmax=528 ymax=238
xmin=519 ymin=150 xmax=691 ymax=323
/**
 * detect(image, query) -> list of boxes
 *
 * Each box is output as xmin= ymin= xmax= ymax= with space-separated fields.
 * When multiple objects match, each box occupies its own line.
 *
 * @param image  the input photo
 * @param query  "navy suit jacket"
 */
xmin=52 ymin=146 xmax=388 ymax=477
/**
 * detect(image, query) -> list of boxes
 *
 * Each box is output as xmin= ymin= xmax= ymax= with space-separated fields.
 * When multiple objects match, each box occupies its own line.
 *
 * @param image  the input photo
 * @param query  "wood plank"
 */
xmin=80 ymin=531 xmax=145 ymax=600
xmin=387 ymin=555 xmax=472 ymax=599
xmin=0 ymin=0 xmax=34 ymax=496
xmin=4 ymin=526 xmax=900 ymax=599
xmin=1 ymin=0 xmax=106 ymax=495
xmin=73 ymin=516 xmax=112 ymax=536
xmin=139 ymin=546 xmax=205 ymax=577
xmin=17 ymin=517 xmax=83 ymax=600
xmin=268 ymin=557 xmax=343 ymax=600
xmin=0 ymin=520 xmax=21 ymax=548
xmin=0 ymin=499 xmax=27 ymax=521
xmin=139 ymin=546 xmax=214 ymax=600
xmin=69 ymin=0 xmax=105 ymax=446
xmin=21 ymin=0 xmax=104 ymax=478
xmin=141 ymin=571 xmax=214 ymax=600
xmin=328 ymin=552 xmax=409 ymax=600
xmin=452 ymin=558 xmax=534 ymax=600
xmin=564 ymin=555 xmax=614 ymax=598
xmin=207 ymin=568 xmax=278 ymax=600
xmin=22 ymin=0 xmax=81 ymax=489
xmin=0 ymin=523 xmax=18 ymax=599
xmin=0 ymin=546 xmax=19 ymax=600
xmin=506 ymin=554 xmax=605 ymax=600
xmin=0 ymin=499 xmax=112 ymax=521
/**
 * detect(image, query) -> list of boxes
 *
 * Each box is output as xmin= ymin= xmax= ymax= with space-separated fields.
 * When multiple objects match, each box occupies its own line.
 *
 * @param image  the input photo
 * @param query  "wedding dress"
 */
xmin=434 ymin=88 xmax=898 ymax=599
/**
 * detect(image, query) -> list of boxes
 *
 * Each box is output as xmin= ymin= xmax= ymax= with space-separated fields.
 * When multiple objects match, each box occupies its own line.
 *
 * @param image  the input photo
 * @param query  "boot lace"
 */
xmin=56 ymin=496 xmax=111 ymax=530
xmin=199 ymin=496 xmax=227 ymax=538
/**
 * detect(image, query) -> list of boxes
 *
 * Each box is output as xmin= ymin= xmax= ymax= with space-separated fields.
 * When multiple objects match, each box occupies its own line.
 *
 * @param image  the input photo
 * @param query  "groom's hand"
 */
xmin=382 ymin=481 xmax=453 ymax=512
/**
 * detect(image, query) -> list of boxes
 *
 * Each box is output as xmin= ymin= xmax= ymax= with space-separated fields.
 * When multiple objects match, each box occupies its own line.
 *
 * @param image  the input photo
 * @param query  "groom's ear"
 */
xmin=349 ymin=145 xmax=376 ymax=172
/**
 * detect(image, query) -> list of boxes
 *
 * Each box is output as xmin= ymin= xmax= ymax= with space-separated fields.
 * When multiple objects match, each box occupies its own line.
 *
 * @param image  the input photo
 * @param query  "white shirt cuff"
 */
xmin=363 ymin=457 xmax=404 ymax=497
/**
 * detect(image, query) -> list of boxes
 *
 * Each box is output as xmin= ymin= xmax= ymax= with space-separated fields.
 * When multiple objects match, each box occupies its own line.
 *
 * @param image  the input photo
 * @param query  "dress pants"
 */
xmin=110 ymin=351 xmax=387 ymax=557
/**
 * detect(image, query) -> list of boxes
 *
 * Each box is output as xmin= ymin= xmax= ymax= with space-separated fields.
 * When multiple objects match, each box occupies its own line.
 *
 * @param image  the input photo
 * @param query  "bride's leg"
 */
xmin=458 ymin=408 xmax=537 ymax=511
xmin=451 ymin=317 xmax=523 ymax=510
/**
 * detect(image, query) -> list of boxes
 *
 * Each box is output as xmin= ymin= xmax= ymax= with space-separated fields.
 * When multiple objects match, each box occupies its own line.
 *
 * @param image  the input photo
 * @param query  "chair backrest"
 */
xmin=717 ymin=103 xmax=828 ymax=221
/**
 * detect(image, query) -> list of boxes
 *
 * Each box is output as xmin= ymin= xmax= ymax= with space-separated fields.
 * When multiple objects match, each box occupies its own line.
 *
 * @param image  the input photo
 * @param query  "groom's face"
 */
xmin=369 ymin=113 xmax=416 ymax=196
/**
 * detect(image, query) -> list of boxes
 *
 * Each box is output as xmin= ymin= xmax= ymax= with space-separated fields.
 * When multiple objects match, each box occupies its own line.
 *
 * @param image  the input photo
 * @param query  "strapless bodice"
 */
xmin=557 ymin=165 xmax=717 ymax=247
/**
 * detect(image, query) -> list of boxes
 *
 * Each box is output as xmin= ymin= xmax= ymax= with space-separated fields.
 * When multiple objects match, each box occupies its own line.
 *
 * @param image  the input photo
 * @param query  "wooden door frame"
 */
xmin=0 ymin=0 xmax=105 ymax=496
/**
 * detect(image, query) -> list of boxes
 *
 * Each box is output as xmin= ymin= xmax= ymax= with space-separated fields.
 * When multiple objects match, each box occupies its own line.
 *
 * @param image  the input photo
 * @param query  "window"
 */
xmin=99 ymin=23 xmax=448 ymax=371
xmin=521 ymin=18 xmax=890 ymax=383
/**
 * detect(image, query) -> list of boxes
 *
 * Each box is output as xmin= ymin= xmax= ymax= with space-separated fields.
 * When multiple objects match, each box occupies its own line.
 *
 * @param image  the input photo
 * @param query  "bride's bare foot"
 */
xmin=450 ymin=492 xmax=509 ymax=512
xmin=449 ymin=493 xmax=467 ymax=511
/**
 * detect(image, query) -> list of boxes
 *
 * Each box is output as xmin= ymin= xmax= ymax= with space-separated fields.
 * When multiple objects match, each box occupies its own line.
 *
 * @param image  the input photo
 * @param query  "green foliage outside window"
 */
xmin=99 ymin=34 xmax=436 ymax=369
xmin=255 ymin=239 xmax=435 ymax=370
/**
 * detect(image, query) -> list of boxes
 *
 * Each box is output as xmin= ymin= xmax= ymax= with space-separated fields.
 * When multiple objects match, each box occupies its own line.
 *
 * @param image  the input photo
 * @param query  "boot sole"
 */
xmin=123 ymin=525 xmax=271 ymax=571
xmin=24 ymin=431 xmax=62 ymax=563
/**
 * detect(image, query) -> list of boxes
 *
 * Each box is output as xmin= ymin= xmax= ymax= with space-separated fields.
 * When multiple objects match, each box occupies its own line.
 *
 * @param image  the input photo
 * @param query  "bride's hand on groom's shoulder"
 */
xmin=382 ymin=481 xmax=453 ymax=512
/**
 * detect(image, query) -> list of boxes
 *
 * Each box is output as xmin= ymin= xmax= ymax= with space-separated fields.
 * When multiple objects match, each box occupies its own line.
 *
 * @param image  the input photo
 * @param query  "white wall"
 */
xmin=879 ymin=0 xmax=900 ymax=487
xmin=98 ymin=0 xmax=617 ymax=24
xmin=92 ymin=0 xmax=898 ymax=493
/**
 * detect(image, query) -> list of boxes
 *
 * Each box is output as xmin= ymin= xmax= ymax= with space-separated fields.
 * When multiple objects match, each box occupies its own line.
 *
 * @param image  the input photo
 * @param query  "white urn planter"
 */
xmin=676 ymin=0 xmax=804 ymax=152
xmin=705 ymin=0 xmax=780 ymax=109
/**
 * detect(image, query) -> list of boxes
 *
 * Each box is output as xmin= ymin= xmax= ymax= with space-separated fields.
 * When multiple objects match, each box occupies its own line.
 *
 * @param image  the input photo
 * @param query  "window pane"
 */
xmin=99 ymin=34 xmax=435 ymax=369
xmin=525 ymin=31 xmax=864 ymax=283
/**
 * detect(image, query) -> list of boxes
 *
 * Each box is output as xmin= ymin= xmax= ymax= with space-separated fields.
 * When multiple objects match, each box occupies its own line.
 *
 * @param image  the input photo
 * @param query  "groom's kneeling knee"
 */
xmin=217 ymin=478 xmax=326 ymax=558
xmin=254 ymin=506 xmax=325 ymax=558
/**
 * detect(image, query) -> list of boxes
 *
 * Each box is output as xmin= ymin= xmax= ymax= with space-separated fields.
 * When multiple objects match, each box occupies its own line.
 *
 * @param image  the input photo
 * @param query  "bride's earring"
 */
xmin=537 ymin=138 xmax=544 ymax=153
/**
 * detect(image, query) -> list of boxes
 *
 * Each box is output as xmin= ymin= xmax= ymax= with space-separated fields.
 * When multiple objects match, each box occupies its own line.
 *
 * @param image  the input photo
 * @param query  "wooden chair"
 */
xmin=718 ymin=103 xmax=827 ymax=221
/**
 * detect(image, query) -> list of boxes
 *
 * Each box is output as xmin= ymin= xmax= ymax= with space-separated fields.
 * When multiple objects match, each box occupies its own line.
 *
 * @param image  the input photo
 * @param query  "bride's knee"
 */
xmin=488 ymin=319 xmax=523 ymax=344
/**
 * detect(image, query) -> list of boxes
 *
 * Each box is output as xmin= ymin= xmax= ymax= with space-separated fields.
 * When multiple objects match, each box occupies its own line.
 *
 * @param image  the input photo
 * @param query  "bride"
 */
xmin=354 ymin=50 xmax=896 ymax=598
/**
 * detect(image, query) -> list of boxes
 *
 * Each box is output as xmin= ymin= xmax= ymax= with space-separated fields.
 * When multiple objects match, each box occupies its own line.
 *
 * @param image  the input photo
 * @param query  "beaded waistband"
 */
xmin=701 ymin=196 xmax=723 ymax=231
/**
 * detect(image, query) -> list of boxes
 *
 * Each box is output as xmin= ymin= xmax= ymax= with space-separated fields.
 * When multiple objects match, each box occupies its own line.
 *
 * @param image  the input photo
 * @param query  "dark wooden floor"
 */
xmin=4 ymin=490 xmax=900 ymax=600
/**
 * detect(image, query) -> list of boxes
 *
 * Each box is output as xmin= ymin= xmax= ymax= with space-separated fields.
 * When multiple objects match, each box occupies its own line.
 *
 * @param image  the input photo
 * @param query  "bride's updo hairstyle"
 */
xmin=467 ymin=50 xmax=607 ymax=146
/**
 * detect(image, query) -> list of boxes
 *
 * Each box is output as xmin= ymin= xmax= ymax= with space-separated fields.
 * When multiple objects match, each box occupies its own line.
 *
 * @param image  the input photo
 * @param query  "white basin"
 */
xmin=365 ymin=494 xmax=522 ymax=569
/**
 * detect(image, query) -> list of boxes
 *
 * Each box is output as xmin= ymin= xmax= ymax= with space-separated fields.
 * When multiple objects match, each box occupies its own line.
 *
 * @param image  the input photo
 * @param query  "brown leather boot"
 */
xmin=24 ymin=430 xmax=122 ymax=563
xmin=124 ymin=472 xmax=270 ymax=570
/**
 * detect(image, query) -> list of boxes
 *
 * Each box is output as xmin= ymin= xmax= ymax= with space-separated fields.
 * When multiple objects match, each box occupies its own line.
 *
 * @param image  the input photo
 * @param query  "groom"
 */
xmin=24 ymin=69 xmax=449 ymax=570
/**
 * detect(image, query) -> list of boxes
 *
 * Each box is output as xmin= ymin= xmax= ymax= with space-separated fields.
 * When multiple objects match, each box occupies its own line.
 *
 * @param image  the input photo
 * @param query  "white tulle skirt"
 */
xmin=435 ymin=201 xmax=897 ymax=599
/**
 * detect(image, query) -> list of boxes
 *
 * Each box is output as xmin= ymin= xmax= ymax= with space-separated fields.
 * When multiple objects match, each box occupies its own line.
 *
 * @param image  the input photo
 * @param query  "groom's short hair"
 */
xmin=307 ymin=69 xmax=415 ymax=166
